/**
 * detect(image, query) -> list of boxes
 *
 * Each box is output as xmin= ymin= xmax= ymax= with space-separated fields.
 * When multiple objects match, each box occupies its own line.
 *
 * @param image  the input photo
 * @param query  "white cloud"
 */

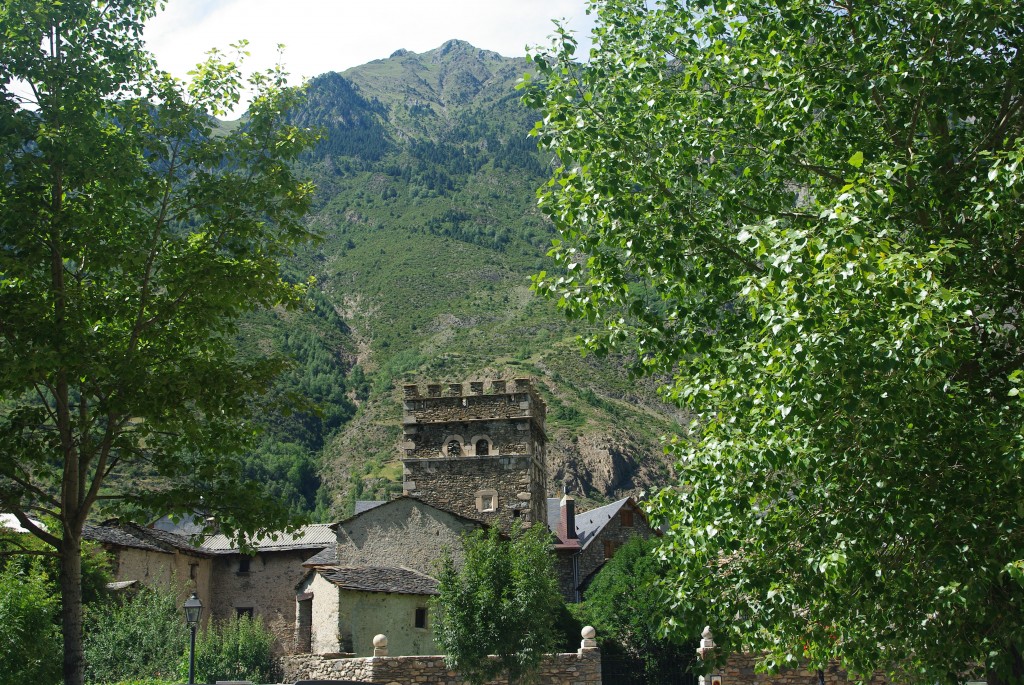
xmin=145 ymin=0 xmax=594 ymax=97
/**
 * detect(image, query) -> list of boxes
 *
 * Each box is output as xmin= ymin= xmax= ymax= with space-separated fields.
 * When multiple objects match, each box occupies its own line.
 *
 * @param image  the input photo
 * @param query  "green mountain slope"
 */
xmin=247 ymin=41 xmax=688 ymax=520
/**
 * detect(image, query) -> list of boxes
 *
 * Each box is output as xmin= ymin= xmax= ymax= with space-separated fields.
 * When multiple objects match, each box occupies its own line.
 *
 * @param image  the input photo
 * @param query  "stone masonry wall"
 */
xmin=110 ymin=548 xmax=213 ymax=618
xmin=403 ymin=455 xmax=544 ymax=528
xmin=282 ymin=650 xmax=601 ymax=685
xmin=404 ymin=416 xmax=536 ymax=459
xmin=401 ymin=379 xmax=548 ymax=529
xmin=712 ymin=654 xmax=890 ymax=685
xmin=210 ymin=549 xmax=321 ymax=654
xmin=336 ymin=497 xmax=479 ymax=575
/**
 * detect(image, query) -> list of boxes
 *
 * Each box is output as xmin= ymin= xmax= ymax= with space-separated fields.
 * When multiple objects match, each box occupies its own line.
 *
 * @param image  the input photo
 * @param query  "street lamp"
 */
xmin=183 ymin=591 xmax=203 ymax=685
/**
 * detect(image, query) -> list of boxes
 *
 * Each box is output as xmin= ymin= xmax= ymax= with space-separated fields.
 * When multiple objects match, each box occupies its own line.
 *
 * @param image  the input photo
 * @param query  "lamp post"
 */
xmin=183 ymin=591 xmax=203 ymax=685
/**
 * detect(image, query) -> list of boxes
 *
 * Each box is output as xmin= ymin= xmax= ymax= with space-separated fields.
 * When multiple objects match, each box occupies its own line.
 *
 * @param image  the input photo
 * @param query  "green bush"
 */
xmin=185 ymin=614 xmax=277 ymax=684
xmin=0 ymin=565 xmax=62 ymax=685
xmin=84 ymin=585 xmax=185 ymax=684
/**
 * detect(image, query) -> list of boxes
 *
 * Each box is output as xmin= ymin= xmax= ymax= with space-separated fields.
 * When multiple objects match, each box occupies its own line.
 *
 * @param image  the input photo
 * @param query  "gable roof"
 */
xmin=83 ymin=521 xmax=212 ymax=557
xmin=353 ymin=500 xmax=387 ymax=514
xmin=303 ymin=545 xmax=339 ymax=567
xmin=200 ymin=523 xmax=336 ymax=554
xmin=318 ymin=566 xmax=439 ymax=596
xmin=546 ymin=497 xmax=645 ymax=549
xmin=333 ymin=495 xmax=484 ymax=529
xmin=149 ymin=512 xmax=210 ymax=538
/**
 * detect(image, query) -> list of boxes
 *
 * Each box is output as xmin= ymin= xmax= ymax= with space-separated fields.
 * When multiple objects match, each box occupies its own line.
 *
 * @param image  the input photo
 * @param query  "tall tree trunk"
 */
xmin=61 ymin=531 xmax=85 ymax=685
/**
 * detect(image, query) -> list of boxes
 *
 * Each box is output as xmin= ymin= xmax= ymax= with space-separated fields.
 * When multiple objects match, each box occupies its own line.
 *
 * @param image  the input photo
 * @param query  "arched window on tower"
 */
xmin=447 ymin=440 xmax=462 ymax=457
xmin=476 ymin=439 xmax=489 ymax=456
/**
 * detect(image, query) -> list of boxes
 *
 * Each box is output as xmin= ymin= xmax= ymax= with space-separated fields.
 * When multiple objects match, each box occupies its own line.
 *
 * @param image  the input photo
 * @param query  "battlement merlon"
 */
xmin=401 ymin=378 xmax=547 ymax=433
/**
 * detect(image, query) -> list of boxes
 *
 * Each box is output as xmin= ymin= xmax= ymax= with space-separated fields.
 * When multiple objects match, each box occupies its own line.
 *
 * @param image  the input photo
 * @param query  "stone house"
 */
xmin=82 ymin=520 xmax=214 ymax=614
xmin=296 ymin=496 xmax=483 ymax=657
xmin=547 ymin=495 xmax=656 ymax=602
xmin=201 ymin=523 xmax=335 ymax=653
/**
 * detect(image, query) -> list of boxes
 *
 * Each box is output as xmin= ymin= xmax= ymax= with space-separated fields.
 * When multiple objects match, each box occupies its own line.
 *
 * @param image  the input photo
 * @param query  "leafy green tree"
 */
xmin=432 ymin=523 xmax=564 ymax=684
xmin=0 ymin=2 xmax=315 ymax=683
xmin=574 ymin=536 xmax=694 ymax=684
xmin=84 ymin=585 xmax=185 ymax=685
xmin=524 ymin=0 xmax=1024 ymax=682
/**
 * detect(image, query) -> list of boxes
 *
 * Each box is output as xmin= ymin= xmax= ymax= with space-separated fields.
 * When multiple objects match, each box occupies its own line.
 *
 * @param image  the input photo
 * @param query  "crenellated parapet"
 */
xmin=400 ymin=378 xmax=548 ymax=531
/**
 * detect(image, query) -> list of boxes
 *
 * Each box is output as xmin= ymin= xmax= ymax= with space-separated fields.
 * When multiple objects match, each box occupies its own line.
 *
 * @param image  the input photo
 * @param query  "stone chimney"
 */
xmin=559 ymin=494 xmax=577 ymax=543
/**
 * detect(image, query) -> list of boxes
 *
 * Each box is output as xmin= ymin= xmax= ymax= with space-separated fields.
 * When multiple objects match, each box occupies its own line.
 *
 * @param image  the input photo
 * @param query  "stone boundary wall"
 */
xmin=697 ymin=630 xmax=891 ymax=685
xmin=281 ymin=651 xmax=601 ymax=684
xmin=711 ymin=653 xmax=890 ymax=685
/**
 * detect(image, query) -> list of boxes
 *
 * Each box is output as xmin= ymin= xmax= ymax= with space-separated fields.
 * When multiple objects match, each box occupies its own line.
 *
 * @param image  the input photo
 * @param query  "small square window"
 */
xmin=621 ymin=509 xmax=634 ymax=527
xmin=236 ymin=607 xmax=254 ymax=619
xmin=603 ymin=540 xmax=614 ymax=560
xmin=237 ymin=557 xmax=250 ymax=574
xmin=475 ymin=489 xmax=499 ymax=513
xmin=189 ymin=563 xmax=198 ymax=580
xmin=415 ymin=607 xmax=428 ymax=629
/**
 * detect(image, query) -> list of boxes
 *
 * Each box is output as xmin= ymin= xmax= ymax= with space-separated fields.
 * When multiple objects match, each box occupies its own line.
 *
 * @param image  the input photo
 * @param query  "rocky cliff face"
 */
xmin=549 ymin=430 xmax=668 ymax=500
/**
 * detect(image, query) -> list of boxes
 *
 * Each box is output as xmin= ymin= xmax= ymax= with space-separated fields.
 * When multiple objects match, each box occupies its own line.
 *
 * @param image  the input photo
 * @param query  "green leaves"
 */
xmin=526 ymin=0 xmax=1024 ymax=681
xmin=431 ymin=523 xmax=564 ymax=685
xmin=0 ymin=3 xmax=316 ymax=683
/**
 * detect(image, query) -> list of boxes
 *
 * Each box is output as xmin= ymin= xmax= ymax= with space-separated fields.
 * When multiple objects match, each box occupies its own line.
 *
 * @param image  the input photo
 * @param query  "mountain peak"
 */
xmin=437 ymin=38 xmax=475 ymax=55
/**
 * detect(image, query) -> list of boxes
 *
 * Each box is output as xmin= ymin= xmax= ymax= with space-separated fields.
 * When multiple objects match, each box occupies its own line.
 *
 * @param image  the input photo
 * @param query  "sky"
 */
xmin=144 ymin=0 xmax=595 ymax=109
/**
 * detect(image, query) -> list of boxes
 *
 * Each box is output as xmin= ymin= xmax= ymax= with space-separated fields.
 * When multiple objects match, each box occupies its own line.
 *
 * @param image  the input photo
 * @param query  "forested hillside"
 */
xmin=237 ymin=41 xmax=687 ymax=520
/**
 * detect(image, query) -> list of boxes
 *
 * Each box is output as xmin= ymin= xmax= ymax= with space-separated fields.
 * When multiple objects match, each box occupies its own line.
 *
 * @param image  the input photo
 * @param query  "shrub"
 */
xmin=185 ymin=614 xmax=277 ymax=684
xmin=84 ymin=585 xmax=185 ymax=684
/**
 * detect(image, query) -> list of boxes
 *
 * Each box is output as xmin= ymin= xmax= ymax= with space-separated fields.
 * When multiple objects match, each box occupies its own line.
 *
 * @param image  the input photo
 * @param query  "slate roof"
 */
xmin=83 ymin=521 xmax=212 ymax=557
xmin=546 ymin=497 xmax=635 ymax=549
xmin=201 ymin=523 xmax=336 ymax=554
xmin=150 ymin=512 xmax=209 ymax=537
xmin=334 ymin=495 xmax=483 ymax=529
xmin=318 ymin=566 xmax=439 ymax=596
xmin=353 ymin=500 xmax=387 ymax=514
xmin=302 ymin=545 xmax=339 ymax=567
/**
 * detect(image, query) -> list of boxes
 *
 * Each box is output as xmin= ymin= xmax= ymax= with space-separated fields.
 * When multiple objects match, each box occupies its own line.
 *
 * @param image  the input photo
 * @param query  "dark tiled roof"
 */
xmin=337 ymin=495 xmax=484 ymax=528
xmin=84 ymin=522 xmax=211 ymax=557
xmin=546 ymin=497 xmax=633 ymax=549
xmin=319 ymin=566 xmax=439 ymax=596
xmin=574 ymin=498 xmax=630 ymax=548
xmin=150 ymin=512 xmax=209 ymax=537
xmin=303 ymin=545 xmax=339 ymax=567
xmin=354 ymin=500 xmax=387 ymax=514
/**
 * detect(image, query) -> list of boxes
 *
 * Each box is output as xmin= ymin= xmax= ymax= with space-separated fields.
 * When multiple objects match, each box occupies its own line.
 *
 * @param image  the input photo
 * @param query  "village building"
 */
xmin=202 ymin=524 xmax=336 ymax=653
xmin=296 ymin=496 xmax=482 ymax=657
xmin=79 ymin=378 xmax=654 ymax=660
xmin=82 ymin=520 xmax=214 ymax=612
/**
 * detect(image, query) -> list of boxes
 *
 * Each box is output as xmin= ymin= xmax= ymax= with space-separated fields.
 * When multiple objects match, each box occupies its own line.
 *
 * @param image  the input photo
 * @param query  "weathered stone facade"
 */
xmin=210 ymin=549 xmax=320 ymax=654
xmin=282 ymin=645 xmax=601 ymax=684
xmin=401 ymin=378 xmax=547 ymax=529
xmin=333 ymin=497 xmax=480 ymax=575
xmin=107 ymin=545 xmax=213 ymax=609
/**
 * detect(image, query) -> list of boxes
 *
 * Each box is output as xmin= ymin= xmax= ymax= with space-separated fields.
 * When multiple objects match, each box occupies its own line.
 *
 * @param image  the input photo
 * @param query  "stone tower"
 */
xmin=400 ymin=378 xmax=547 ymax=530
